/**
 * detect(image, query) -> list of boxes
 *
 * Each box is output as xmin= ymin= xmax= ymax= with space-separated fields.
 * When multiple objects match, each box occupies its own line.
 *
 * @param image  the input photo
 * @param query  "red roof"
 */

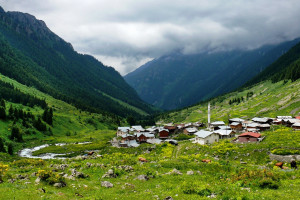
xmin=239 ymin=132 xmax=261 ymax=138
xmin=295 ymin=116 xmax=300 ymax=120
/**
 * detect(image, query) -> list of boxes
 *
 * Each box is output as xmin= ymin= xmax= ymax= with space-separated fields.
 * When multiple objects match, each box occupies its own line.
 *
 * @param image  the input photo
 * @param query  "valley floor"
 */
xmin=0 ymin=126 xmax=299 ymax=200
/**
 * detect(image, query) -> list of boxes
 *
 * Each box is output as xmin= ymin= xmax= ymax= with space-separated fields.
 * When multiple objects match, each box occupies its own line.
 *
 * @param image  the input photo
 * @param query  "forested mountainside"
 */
xmin=246 ymin=40 xmax=300 ymax=86
xmin=125 ymin=39 xmax=300 ymax=110
xmin=0 ymin=6 xmax=154 ymax=117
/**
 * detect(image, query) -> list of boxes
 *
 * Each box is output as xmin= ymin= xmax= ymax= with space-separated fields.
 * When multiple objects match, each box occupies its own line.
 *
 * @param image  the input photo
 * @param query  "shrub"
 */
xmin=258 ymin=179 xmax=279 ymax=189
xmin=182 ymin=182 xmax=212 ymax=196
xmin=37 ymin=170 xmax=65 ymax=185
xmin=13 ymin=159 xmax=45 ymax=167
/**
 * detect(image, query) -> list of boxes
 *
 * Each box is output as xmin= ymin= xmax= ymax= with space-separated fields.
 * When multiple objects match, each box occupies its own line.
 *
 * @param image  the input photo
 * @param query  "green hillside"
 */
xmin=247 ymin=41 xmax=300 ymax=85
xmin=0 ymin=7 xmax=155 ymax=118
xmin=157 ymin=79 xmax=300 ymax=123
xmin=0 ymin=72 xmax=119 ymax=154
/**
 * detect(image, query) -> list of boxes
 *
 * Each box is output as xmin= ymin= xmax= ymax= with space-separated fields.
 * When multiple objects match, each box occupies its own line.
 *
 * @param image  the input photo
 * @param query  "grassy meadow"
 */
xmin=0 ymin=127 xmax=299 ymax=199
xmin=158 ymin=79 xmax=300 ymax=124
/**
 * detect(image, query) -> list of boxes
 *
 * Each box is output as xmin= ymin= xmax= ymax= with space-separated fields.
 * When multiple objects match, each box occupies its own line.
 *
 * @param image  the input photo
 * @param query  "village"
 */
xmin=113 ymin=110 xmax=300 ymax=148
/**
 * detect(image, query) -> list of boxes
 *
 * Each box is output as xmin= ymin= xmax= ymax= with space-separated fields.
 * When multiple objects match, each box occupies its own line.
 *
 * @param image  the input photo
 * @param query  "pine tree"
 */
xmin=8 ymin=143 xmax=13 ymax=155
xmin=0 ymin=107 xmax=6 ymax=120
xmin=0 ymin=99 xmax=5 ymax=108
xmin=0 ymin=138 xmax=6 ymax=153
xmin=10 ymin=127 xmax=23 ymax=142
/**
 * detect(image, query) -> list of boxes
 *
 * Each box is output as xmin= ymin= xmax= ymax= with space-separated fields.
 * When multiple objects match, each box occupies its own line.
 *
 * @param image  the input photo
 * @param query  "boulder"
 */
xmin=53 ymin=182 xmax=65 ymax=188
xmin=186 ymin=170 xmax=194 ymax=175
xmin=136 ymin=175 xmax=149 ymax=181
xmin=101 ymin=181 xmax=113 ymax=188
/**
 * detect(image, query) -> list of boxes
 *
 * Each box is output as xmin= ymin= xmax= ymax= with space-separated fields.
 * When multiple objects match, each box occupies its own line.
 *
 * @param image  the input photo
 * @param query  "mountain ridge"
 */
xmin=125 ymin=39 xmax=300 ymax=110
xmin=0 ymin=7 xmax=155 ymax=117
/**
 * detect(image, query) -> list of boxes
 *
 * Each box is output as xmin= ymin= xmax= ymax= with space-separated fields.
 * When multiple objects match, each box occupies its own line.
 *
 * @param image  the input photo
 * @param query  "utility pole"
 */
xmin=208 ymin=102 xmax=211 ymax=130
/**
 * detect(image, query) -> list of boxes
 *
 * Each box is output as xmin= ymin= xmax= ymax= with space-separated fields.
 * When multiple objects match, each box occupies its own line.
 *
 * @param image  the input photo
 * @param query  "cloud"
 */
xmin=1 ymin=0 xmax=300 ymax=75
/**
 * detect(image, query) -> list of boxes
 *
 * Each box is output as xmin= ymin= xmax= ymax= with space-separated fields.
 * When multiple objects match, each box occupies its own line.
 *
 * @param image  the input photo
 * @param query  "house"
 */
xmin=258 ymin=124 xmax=271 ymax=131
xmin=276 ymin=116 xmax=292 ymax=119
xmin=164 ymin=125 xmax=177 ymax=133
xmin=229 ymin=118 xmax=245 ymax=124
xmin=210 ymin=121 xmax=225 ymax=130
xmin=131 ymin=125 xmax=145 ymax=132
xmin=214 ymin=129 xmax=236 ymax=139
xmin=158 ymin=129 xmax=170 ymax=139
xmin=117 ymin=127 xmax=130 ymax=137
xmin=119 ymin=134 xmax=138 ymax=147
xmin=135 ymin=132 xmax=155 ymax=143
xmin=292 ymin=123 xmax=300 ymax=130
xmin=286 ymin=119 xmax=300 ymax=127
xmin=246 ymin=123 xmax=260 ymax=129
xmin=183 ymin=127 xmax=198 ymax=135
xmin=120 ymin=134 xmax=136 ymax=142
xmin=193 ymin=122 xmax=204 ymax=127
xmin=252 ymin=117 xmax=272 ymax=124
xmin=230 ymin=122 xmax=243 ymax=132
xmin=218 ymin=126 xmax=231 ymax=130
xmin=193 ymin=130 xmax=219 ymax=145
xmin=238 ymin=132 xmax=261 ymax=143
xmin=272 ymin=119 xmax=282 ymax=125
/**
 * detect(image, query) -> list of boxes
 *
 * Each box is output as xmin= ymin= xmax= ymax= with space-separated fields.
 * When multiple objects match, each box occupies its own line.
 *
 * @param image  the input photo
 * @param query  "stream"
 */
xmin=18 ymin=142 xmax=92 ymax=159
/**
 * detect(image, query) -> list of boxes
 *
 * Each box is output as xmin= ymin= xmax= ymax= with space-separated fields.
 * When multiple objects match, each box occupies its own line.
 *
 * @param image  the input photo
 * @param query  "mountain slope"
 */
xmin=0 ymin=7 xmax=154 ymax=117
xmin=158 ymin=79 xmax=300 ymax=124
xmin=125 ymin=39 xmax=300 ymax=110
xmin=246 ymin=41 xmax=300 ymax=85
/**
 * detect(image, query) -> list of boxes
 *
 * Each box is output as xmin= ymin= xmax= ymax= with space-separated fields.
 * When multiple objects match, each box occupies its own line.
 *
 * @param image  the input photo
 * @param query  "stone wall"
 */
xmin=269 ymin=153 xmax=300 ymax=162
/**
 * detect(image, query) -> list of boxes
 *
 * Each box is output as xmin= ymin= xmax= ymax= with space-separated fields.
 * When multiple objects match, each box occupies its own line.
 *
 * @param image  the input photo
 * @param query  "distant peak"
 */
xmin=0 ymin=6 xmax=5 ymax=13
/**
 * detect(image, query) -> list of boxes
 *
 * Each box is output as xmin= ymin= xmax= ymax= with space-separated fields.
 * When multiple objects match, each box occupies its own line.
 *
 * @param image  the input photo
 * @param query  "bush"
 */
xmin=182 ymin=182 xmax=212 ymax=196
xmin=37 ymin=170 xmax=65 ymax=185
xmin=258 ymin=179 xmax=279 ymax=189
xmin=174 ymin=134 xmax=194 ymax=141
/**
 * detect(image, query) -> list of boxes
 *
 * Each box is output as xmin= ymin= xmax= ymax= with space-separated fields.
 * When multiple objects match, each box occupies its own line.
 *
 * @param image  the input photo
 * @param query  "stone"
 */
xmin=70 ymin=169 xmax=86 ymax=178
xmin=102 ymin=169 xmax=117 ymax=178
xmin=196 ymin=171 xmax=203 ymax=175
xmin=136 ymin=175 xmax=149 ymax=181
xmin=186 ymin=170 xmax=194 ymax=175
xmin=53 ymin=183 xmax=64 ymax=188
xmin=101 ymin=181 xmax=113 ymax=188
xmin=166 ymin=168 xmax=182 ymax=175
xmin=35 ymin=177 xmax=41 ymax=184
xmin=164 ymin=196 xmax=173 ymax=200
xmin=8 ymin=179 xmax=16 ymax=183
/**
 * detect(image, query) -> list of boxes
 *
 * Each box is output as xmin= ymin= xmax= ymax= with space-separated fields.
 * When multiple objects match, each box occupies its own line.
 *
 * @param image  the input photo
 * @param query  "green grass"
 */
xmin=0 ymin=128 xmax=299 ymax=199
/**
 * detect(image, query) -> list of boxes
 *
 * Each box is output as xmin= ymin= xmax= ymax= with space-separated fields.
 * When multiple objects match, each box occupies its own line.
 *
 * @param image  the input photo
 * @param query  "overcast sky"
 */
xmin=1 ymin=0 xmax=300 ymax=75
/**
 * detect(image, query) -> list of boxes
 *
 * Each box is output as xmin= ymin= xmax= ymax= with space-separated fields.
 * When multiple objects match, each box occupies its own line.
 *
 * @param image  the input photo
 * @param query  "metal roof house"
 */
xmin=193 ymin=130 xmax=219 ymax=145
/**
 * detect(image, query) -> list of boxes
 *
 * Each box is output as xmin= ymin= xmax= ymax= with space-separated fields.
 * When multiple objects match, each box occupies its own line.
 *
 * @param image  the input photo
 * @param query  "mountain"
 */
xmin=246 ymin=41 xmax=300 ymax=85
xmin=125 ymin=39 xmax=300 ymax=110
xmin=0 ymin=7 xmax=154 ymax=118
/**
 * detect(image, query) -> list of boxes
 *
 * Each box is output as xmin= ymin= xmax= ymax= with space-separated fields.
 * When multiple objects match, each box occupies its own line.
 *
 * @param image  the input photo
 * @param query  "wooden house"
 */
xmin=238 ymin=132 xmax=261 ymax=143
xmin=135 ymin=132 xmax=155 ymax=143
xmin=230 ymin=122 xmax=243 ymax=132
xmin=292 ymin=123 xmax=300 ymax=130
xmin=210 ymin=121 xmax=225 ymax=130
xmin=164 ymin=125 xmax=177 ymax=133
xmin=229 ymin=118 xmax=244 ymax=124
xmin=159 ymin=129 xmax=170 ymax=139
xmin=183 ymin=127 xmax=198 ymax=135
xmin=258 ymin=124 xmax=271 ymax=131
xmin=214 ymin=129 xmax=236 ymax=139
